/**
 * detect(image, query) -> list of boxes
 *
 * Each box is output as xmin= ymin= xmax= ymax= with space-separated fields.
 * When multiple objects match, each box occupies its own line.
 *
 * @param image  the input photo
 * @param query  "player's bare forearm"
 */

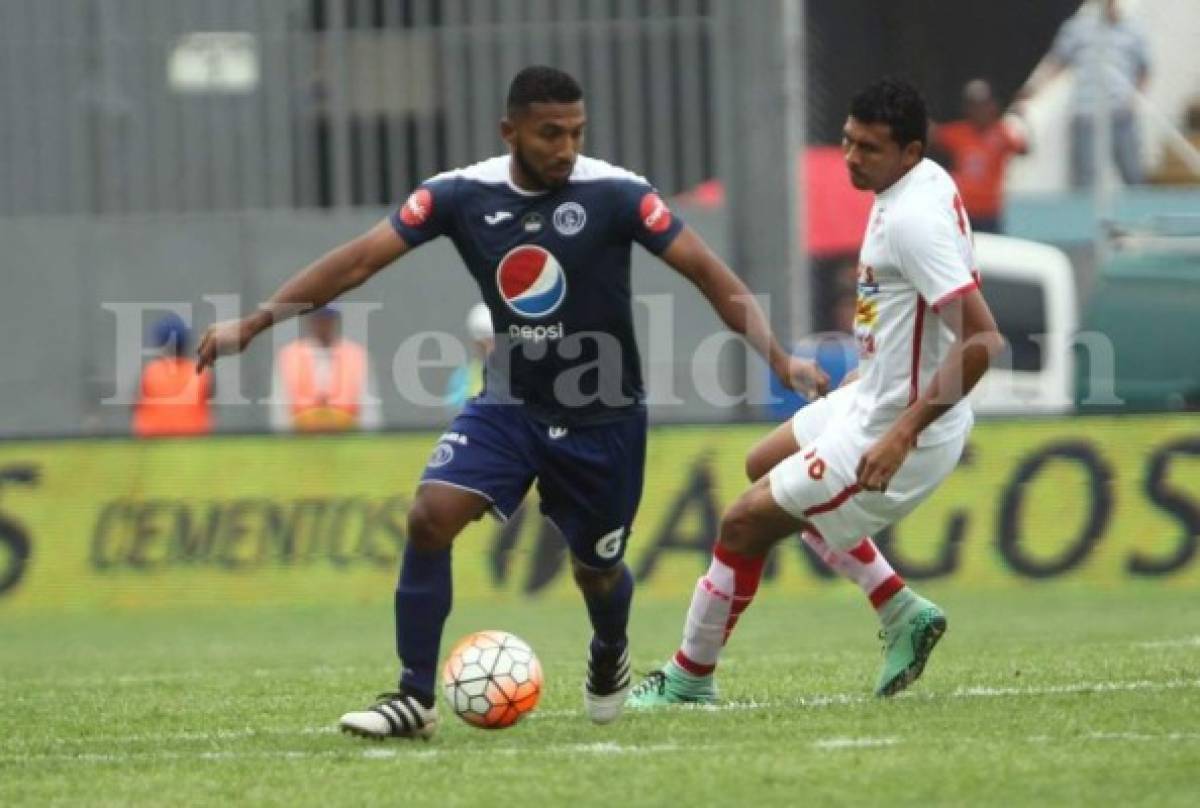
xmin=660 ymin=227 xmax=790 ymax=378
xmin=196 ymin=219 xmax=408 ymax=370
xmin=892 ymin=338 xmax=996 ymax=443
xmin=254 ymin=220 xmax=409 ymax=335
xmin=855 ymin=291 xmax=1002 ymax=492
xmin=892 ymin=290 xmax=1005 ymax=444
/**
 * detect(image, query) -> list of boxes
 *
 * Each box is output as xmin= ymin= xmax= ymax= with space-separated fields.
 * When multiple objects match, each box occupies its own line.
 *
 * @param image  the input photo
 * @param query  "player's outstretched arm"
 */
xmin=196 ymin=219 xmax=410 ymax=371
xmin=659 ymin=226 xmax=829 ymax=399
xmin=855 ymin=289 xmax=1005 ymax=491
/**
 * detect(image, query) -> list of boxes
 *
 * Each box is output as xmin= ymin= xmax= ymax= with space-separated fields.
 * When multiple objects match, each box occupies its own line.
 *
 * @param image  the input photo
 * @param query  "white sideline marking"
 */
xmin=1134 ymin=636 xmax=1200 ymax=649
xmin=948 ymin=679 xmax=1200 ymax=698
xmin=14 ymin=731 xmax=1196 ymax=766
xmin=813 ymin=737 xmax=897 ymax=750
xmin=0 ymin=726 xmax=336 ymax=750
xmin=361 ymin=748 xmax=398 ymax=759
xmin=1086 ymin=732 xmax=1200 ymax=742
xmin=621 ymin=678 xmax=1200 ymax=714
xmin=408 ymin=742 xmax=687 ymax=759
xmin=0 ymin=742 xmax=692 ymax=765
xmin=16 ymin=664 xmax=375 ymax=688
xmin=7 ymin=678 xmax=1199 ymax=759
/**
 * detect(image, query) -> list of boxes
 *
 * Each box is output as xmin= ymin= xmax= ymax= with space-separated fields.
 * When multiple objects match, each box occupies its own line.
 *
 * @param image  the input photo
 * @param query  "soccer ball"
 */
xmin=441 ymin=630 xmax=543 ymax=729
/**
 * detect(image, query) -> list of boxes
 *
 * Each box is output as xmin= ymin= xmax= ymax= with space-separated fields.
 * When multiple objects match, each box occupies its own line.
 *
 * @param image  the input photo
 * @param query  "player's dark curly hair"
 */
xmin=849 ymin=78 xmax=928 ymax=152
xmin=506 ymin=66 xmax=583 ymax=114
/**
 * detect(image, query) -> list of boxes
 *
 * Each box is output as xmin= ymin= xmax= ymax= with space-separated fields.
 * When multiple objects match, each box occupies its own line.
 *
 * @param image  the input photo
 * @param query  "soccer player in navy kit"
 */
xmin=197 ymin=66 xmax=828 ymax=738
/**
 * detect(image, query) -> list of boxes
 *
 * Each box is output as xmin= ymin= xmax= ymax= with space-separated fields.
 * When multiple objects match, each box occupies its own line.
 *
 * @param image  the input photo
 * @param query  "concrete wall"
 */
xmin=0 ymin=207 xmax=749 ymax=437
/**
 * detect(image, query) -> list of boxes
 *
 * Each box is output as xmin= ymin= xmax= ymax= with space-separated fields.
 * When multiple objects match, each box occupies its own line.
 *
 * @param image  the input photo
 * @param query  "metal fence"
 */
xmin=0 ymin=0 xmax=718 ymax=217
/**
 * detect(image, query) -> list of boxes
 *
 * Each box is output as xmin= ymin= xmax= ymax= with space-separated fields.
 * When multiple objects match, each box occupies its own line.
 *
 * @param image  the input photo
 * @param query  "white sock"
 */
xmin=800 ymin=531 xmax=906 ymax=611
xmin=674 ymin=544 xmax=766 ymax=676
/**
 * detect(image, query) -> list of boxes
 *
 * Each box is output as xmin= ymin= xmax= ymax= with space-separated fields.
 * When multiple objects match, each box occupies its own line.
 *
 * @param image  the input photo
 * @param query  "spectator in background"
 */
xmin=932 ymin=79 xmax=1029 ymax=233
xmin=1020 ymin=0 xmax=1150 ymax=188
xmin=443 ymin=303 xmax=494 ymax=412
xmin=270 ymin=306 xmax=381 ymax=432
xmin=132 ymin=314 xmax=213 ymax=437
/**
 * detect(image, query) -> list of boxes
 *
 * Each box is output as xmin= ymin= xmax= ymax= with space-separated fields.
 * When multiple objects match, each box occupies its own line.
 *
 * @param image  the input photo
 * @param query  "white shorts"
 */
xmin=767 ymin=383 xmax=966 ymax=551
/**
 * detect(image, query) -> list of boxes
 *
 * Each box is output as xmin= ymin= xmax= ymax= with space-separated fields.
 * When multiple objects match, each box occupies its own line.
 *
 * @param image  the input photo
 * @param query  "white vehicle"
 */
xmin=968 ymin=233 xmax=1077 ymax=415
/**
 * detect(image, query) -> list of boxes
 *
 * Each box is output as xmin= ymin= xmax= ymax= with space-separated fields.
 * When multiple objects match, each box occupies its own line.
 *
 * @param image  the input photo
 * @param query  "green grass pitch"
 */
xmin=2 ymin=585 xmax=1197 ymax=807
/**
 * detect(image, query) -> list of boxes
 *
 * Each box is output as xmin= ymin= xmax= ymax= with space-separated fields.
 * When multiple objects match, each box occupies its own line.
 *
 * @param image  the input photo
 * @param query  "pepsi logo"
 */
xmin=496 ymin=245 xmax=567 ymax=319
xmin=639 ymin=192 xmax=672 ymax=234
xmin=400 ymin=188 xmax=432 ymax=227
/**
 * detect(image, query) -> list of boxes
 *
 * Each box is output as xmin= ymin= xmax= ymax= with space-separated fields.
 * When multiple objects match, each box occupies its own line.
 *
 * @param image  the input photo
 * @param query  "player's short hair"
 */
xmin=506 ymin=66 xmax=583 ymax=115
xmin=849 ymin=78 xmax=928 ymax=152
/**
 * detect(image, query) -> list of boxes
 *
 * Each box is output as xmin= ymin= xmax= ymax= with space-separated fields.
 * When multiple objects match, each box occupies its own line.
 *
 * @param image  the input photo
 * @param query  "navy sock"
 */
xmin=584 ymin=563 xmax=634 ymax=659
xmin=394 ymin=544 xmax=452 ymax=706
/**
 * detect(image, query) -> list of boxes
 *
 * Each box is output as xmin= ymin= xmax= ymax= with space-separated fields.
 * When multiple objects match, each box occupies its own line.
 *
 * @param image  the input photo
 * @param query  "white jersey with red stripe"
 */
xmin=849 ymin=158 xmax=979 ymax=448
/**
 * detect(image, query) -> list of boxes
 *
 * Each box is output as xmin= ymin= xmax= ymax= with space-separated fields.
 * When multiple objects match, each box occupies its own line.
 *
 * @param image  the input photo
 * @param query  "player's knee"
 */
xmin=718 ymin=499 xmax=769 ymax=557
xmin=406 ymin=500 xmax=458 ymax=552
xmin=570 ymin=558 xmax=621 ymax=595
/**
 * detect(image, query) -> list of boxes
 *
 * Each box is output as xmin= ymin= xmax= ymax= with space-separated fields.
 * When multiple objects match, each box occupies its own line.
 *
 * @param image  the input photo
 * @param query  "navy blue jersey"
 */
xmin=390 ymin=155 xmax=684 ymax=426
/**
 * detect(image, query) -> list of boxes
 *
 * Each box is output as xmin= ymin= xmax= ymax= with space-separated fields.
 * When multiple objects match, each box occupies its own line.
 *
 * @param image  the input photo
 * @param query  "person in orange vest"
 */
xmin=270 ymin=306 xmax=381 ymax=432
xmin=931 ymin=79 xmax=1029 ymax=234
xmin=132 ymin=314 xmax=214 ymax=437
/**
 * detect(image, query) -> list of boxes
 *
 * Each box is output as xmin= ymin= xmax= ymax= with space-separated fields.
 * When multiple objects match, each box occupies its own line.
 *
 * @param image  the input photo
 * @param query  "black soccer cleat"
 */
xmin=583 ymin=644 xmax=631 ymax=724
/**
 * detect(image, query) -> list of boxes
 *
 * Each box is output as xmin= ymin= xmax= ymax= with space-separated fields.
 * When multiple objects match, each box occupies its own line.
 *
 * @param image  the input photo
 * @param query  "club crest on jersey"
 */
xmin=639 ymin=192 xmax=672 ymax=234
xmin=496 ymin=245 xmax=567 ymax=318
xmin=552 ymin=202 xmax=587 ymax=236
xmin=400 ymin=188 xmax=432 ymax=227
xmin=428 ymin=442 xmax=455 ymax=468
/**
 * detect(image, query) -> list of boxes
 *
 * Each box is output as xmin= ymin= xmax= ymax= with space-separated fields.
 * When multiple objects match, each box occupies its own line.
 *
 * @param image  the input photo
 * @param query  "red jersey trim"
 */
xmin=803 ymin=483 xmax=863 ymax=518
xmin=931 ymin=278 xmax=981 ymax=312
xmin=908 ymin=297 xmax=927 ymax=405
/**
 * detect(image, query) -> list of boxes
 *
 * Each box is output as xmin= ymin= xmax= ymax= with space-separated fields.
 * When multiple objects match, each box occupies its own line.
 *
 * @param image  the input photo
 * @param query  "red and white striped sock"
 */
xmin=801 ymin=531 xmax=906 ymax=611
xmin=674 ymin=543 xmax=767 ymax=677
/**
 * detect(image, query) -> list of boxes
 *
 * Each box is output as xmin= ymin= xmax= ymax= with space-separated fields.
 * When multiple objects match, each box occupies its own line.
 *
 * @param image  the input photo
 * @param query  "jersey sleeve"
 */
xmin=389 ymin=176 xmax=458 ymax=248
xmin=619 ymin=181 xmax=684 ymax=254
xmin=892 ymin=209 xmax=979 ymax=312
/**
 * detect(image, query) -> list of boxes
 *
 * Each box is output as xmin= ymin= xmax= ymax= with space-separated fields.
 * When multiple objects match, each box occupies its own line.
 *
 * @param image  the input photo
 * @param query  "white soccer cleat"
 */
xmin=583 ymin=645 xmax=631 ymax=725
xmin=339 ymin=691 xmax=438 ymax=740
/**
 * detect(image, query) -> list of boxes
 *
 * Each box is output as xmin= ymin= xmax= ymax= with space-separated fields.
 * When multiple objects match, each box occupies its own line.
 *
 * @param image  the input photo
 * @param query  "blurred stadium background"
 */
xmin=1 ymin=1 xmax=1199 ymax=804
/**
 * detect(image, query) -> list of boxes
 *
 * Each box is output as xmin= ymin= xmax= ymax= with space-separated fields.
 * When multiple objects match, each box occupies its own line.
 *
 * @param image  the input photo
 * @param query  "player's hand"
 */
xmin=855 ymin=428 xmax=914 ymax=493
xmin=195 ymin=318 xmax=259 ymax=372
xmin=781 ymin=357 xmax=830 ymax=399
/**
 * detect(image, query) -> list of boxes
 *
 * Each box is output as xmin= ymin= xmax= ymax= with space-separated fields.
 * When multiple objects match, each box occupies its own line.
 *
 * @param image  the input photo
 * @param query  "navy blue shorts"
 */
xmin=420 ymin=398 xmax=646 ymax=568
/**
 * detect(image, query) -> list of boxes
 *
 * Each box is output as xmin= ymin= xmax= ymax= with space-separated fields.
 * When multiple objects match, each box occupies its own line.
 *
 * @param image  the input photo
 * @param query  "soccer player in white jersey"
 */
xmin=628 ymin=78 xmax=1006 ymax=706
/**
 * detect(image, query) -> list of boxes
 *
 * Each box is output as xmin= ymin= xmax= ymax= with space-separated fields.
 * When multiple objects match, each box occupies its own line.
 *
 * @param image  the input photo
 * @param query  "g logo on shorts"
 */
xmin=594 ymin=527 xmax=625 ymax=561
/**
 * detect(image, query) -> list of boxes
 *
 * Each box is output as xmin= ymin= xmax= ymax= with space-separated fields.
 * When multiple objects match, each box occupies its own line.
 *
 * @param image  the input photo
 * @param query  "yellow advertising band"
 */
xmin=0 ymin=416 xmax=1197 ymax=612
